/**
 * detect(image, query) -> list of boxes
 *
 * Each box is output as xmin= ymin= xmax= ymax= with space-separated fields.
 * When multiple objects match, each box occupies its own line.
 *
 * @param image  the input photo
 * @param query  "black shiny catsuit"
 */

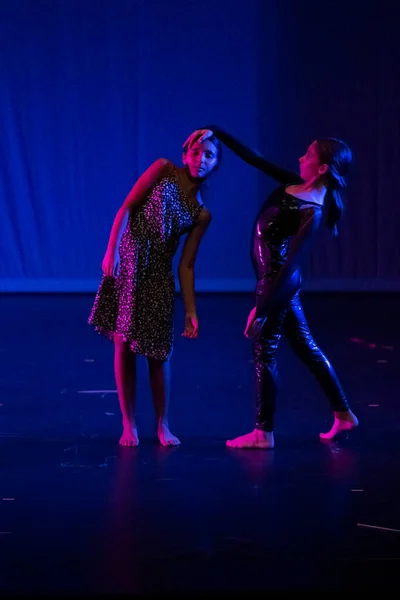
xmin=208 ymin=126 xmax=349 ymax=431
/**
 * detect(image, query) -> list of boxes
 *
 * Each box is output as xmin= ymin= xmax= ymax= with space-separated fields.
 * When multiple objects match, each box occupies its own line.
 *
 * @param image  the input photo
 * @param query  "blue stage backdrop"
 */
xmin=1 ymin=0 xmax=399 ymax=292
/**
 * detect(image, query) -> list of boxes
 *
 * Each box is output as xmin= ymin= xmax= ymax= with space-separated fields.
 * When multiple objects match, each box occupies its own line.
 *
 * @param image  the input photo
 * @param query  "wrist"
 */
xmin=107 ymin=241 xmax=118 ymax=253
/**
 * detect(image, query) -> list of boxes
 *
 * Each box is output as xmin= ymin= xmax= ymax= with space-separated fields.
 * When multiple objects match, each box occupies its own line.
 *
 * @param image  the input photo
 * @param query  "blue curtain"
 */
xmin=1 ymin=0 xmax=399 ymax=292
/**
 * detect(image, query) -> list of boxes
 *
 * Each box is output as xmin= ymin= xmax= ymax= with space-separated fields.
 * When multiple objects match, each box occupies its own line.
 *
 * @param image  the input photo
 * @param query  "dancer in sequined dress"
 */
xmin=89 ymin=133 xmax=222 ymax=446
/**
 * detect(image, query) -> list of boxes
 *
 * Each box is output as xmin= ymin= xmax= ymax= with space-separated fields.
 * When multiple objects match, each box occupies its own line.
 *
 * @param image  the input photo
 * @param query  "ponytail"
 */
xmin=325 ymin=183 xmax=344 ymax=237
xmin=315 ymin=137 xmax=352 ymax=237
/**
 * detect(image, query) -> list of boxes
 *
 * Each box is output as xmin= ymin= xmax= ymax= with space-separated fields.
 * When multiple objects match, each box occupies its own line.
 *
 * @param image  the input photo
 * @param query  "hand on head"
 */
xmin=183 ymin=129 xmax=214 ymax=150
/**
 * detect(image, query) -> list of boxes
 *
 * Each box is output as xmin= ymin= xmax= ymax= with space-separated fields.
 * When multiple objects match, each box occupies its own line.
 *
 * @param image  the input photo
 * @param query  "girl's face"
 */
xmin=183 ymin=139 xmax=219 ymax=179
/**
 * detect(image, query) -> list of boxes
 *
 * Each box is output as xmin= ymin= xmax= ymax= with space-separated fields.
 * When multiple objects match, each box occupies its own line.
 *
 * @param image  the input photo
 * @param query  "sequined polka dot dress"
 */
xmin=88 ymin=168 xmax=204 ymax=360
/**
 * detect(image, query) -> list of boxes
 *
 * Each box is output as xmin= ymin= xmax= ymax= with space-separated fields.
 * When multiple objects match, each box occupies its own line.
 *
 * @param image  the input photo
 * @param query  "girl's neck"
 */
xmin=176 ymin=166 xmax=203 ymax=189
xmin=175 ymin=166 xmax=204 ymax=202
xmin=297 ymin=178 xmax=327 ymax=205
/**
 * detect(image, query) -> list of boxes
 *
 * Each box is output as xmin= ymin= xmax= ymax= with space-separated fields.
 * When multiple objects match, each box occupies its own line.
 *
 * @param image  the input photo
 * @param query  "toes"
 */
xmin=120 ymin=437 xmax=138 ymax=447
xmin=159 ymin=434 xmax=180 ymax=447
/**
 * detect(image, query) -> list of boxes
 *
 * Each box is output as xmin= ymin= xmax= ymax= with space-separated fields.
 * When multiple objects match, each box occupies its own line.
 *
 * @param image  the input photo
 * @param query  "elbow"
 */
xmin=118 ymin=202 xmax=131 ymax=218
xmin=178 ymin=262 xmax=194 ymax=273
xmin=178 ymin=261 xmax=194 ymax=273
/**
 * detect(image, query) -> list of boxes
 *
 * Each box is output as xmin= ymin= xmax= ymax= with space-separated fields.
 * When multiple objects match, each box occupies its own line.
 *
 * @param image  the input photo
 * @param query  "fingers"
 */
xmin=183 ymin=131 xmax=200 ymax=149
xmin=244 ymin=315 xmax=255 ymax=337
xmin=102 ymin=263 xmax=119 ymax=277
xmin=193 ymin=130 xmax=212 ymax=146
xmin=183 ymin=129 xmax=211 ymax=150
xmin=181 ymin=324 xmax=198 ymax=339
xmin=181 ymin=330 xmax=196 ymax=339
xmin=253 ymin=319 xmax=265 ymax=337
xmin=245 ymin=317 xmax=265 ymax=339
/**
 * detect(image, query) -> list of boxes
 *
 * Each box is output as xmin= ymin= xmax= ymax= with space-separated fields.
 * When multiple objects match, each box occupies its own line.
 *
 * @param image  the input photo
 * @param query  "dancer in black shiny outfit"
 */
xmin=184 ymin=127 xmax=359 ymax=448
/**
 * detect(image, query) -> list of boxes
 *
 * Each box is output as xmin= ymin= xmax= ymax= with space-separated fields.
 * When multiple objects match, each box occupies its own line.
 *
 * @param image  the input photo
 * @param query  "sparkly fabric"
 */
xmin=88 ymin=169 xmax=204 ymax=360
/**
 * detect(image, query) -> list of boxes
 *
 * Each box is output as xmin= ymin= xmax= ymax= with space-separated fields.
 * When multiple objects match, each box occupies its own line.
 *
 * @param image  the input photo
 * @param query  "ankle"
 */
xmin=254 ymin=428 xmax=273 ymax=438
xmin=334 ymin=410 xmax=352 ymax=421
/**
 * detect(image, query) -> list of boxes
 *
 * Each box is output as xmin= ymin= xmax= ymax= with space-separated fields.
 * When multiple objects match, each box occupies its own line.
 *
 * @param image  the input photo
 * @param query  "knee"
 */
xmin=253 ymin=341 xmax=277 ymax=366
xmin=147 ymin=357 xmax=169 ymax=370
xmin=289 ymin=335 xmax=322 ymax=360
xmin=114 ymin=334 xmax=131 ymax=352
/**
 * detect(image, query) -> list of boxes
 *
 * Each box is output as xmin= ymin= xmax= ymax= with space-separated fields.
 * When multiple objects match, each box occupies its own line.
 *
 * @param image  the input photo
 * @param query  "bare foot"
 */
xmin=157 ymin=424 xmax=180 ymax=447
xmin=226 ymin=429 xmax=274 ymax=449
xmin=119 ymin=422 xmax=139 ymax=447
xmin=319 ymin=410 xmax=359 ymax=441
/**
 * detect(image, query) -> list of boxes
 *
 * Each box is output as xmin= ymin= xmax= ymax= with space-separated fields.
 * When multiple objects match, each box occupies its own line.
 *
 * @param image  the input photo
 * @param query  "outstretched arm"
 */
xmin=256 ymin=208 xmax=322 ymax=318
xmin=189 ymin=125 xmax=300 ymax=185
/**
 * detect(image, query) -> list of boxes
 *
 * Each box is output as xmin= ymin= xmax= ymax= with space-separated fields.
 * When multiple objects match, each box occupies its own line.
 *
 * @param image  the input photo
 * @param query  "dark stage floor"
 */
xmin=0 ymin=292 xmax=399 ymax=593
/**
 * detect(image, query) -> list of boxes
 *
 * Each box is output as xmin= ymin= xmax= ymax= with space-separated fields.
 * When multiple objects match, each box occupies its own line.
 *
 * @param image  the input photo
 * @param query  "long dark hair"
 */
xmin=315 ymin=138 xmax=353 ymax=236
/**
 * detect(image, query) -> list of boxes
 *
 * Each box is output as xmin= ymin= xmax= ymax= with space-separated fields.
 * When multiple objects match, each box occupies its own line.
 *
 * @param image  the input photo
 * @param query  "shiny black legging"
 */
xmin=254 ymin=290 xmax=349 ymax=432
